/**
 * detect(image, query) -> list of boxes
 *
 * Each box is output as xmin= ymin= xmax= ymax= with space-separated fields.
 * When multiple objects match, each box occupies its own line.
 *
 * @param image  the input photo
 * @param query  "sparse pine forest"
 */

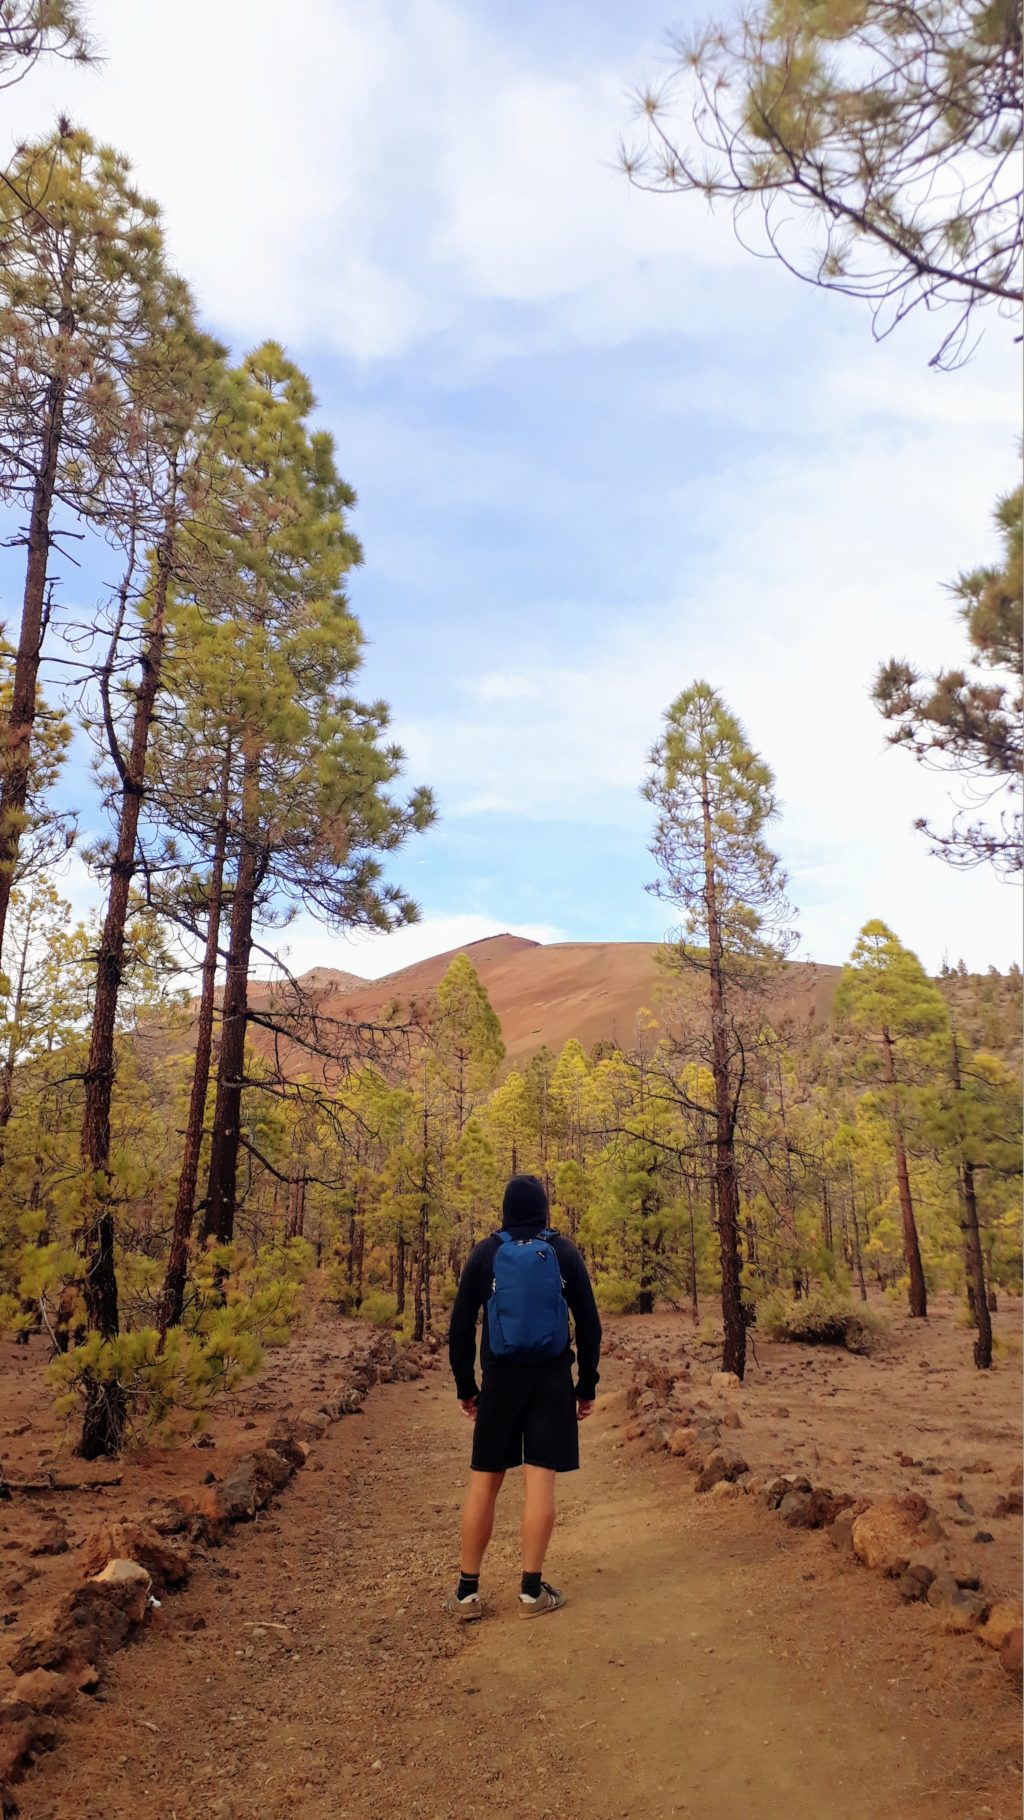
xmin=0 ymin=6 xmax=1021 ymax=1817
xmin=0 ymin=3 xmax=1019 ymax=1473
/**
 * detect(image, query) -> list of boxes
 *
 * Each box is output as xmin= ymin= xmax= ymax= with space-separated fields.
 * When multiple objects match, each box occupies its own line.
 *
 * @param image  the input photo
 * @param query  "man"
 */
xmin=445 ymin=1172 xmax=602 ymax=1621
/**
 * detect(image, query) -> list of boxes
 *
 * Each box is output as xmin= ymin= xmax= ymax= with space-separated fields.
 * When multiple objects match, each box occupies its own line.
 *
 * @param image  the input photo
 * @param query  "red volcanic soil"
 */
xmin=232 ymin=933 xmax=840 ymax=1077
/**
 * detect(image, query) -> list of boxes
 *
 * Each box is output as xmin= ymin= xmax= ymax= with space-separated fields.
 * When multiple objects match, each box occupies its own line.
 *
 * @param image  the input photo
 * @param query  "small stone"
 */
xmin=668 ymin=1426 xmax=697 ymax=1457
xmin=712 ymin=1372 xmax=742 ymax=1392
xmin=696 ymin=1446 xmax=748 ymax=1494
xmin=10 ymin=1668 xmax=74 ymax=1711
xmin=298 ymin=1410 xmax=331 ymax=1437
xmin=851 ymin=1495 xmax=933 ymax=1574
xmin=896 ymin=1564 xmax=935 ymax=1603
xmin=977 ymin=1602 xmax=1024 ymax=1652
xmin=79 ymin=1521 xmax=188 ymax=1592
xmin=28 ymin=1520 xmax=70 ymax=1558
xmin=1000 ymin=1628 xmax=1023 ymax=1680
xmin=926 ymin=1572 xmax=987 ymax=1632
xmin=830 ymin=1508 xmax=857 ymax=1555
xmin=779 ymin=1488 xmax=843 ymax=1531
xmin=91 ymin=1558 xmax=152 ymax=1626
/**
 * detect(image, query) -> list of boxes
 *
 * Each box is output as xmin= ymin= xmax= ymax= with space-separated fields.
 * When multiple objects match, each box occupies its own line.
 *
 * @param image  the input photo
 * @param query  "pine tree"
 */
xmin=834 ymin=920 xmax=950 ymax=1318
xmin=948 ymin=1023 xmax=992 ymax=1368
xmin=0 ymin=126 xmax=166 ymax=967
xmin=76 ymin=298 xmax=227 ymax=1456
xmin=623 ymin=1 xmax=1022 ymax=367
xmin=0 ymin=3 xmax=92 ymax=86
xmin=644 ymin=681 xmax=794 ymax=1375
xmin=187 ymin=343 xmax=433 ymax=1252
xmin=874 ymin=482 xmax=1022 ymax=875
xmin=428 ymin=953 xmax=505 ymax=1135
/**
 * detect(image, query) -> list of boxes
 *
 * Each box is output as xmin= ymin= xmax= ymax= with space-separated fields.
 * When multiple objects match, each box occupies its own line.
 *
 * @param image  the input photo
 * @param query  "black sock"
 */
xmin=456 ymin=1572 xmax=479 ymax=1601
xmin=521 ymin=1571 xmax=542 ymax=1599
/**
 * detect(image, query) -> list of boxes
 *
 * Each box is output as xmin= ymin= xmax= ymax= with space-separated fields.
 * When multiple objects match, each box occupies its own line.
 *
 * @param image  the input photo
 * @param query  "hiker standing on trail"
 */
xmin=445 ymin=1172 xmax=602 ymax=1621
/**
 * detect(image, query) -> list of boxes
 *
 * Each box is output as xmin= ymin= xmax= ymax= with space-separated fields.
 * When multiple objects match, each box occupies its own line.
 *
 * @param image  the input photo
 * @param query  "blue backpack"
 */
xmin=486 ymin=1229 xmax=569 ymax=1361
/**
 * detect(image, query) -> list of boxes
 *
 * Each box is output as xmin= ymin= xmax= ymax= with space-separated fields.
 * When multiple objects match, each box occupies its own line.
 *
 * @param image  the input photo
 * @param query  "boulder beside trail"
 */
xmin=696 ymin=1446 xmax=748 ymax=1494
xmin=925 ymin=1572 xmax=989 ymax=1633
xmin=79 ymin=1521 xmax=188 ymax=1592
xmin=977 ymin=1602 xmax=1024 ymax=1653
xmin=851 ymin=1496 xmax=934 ymax=1575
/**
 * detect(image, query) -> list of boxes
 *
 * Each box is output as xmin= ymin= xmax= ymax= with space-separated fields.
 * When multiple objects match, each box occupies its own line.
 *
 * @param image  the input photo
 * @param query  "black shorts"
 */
xmin=471 ymin=1362 xmax=580 ymax=1474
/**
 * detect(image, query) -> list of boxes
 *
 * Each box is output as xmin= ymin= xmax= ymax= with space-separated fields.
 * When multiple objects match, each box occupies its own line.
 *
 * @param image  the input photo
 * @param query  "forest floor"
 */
xmin=3 ymin=1302 xmax=1021 ymax=1820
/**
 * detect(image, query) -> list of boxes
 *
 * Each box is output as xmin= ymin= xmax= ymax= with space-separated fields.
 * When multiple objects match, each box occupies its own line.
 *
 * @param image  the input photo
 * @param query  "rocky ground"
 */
xmin=0 ymin=1300 xmax=1021 ymax=1819
xmin=610 ymin=1293 xmax=1023 ymax=1603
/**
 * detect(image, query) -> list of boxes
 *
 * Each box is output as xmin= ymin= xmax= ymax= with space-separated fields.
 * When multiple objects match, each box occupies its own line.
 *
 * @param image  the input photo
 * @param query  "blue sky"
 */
xmin=8 ymin=0 xmax=1021 ymax=978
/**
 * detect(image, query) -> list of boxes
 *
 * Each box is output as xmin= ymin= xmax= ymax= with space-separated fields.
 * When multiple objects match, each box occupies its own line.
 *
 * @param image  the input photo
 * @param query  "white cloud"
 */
xmin=391 ymin=364 xmax=1021 ymax=973
xmin=5 ymin=0 xmax=753 ymax=361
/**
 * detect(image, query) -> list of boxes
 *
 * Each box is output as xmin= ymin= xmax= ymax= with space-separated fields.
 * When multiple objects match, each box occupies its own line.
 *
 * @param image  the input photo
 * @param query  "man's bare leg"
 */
xmin=521 ymin=1464 xmax=557 ymax=1573
xmin=460 ymin=1468 xmax=505 ymax=1575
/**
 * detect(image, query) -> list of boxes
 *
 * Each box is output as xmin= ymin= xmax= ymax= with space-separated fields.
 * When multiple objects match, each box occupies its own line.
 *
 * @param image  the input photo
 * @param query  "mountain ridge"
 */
xmin=247 ymin=933 xmax=840 ymax=1069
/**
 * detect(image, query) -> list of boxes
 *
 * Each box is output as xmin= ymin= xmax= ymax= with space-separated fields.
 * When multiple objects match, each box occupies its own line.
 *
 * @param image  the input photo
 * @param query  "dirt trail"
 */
xmin=15 ymin=1355 xmax=1021 ymax=1820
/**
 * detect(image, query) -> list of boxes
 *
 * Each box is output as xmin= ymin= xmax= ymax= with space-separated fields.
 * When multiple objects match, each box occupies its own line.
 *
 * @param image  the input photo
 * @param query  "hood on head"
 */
xmin=501 ymin=1173 xmax=549 ymax=1231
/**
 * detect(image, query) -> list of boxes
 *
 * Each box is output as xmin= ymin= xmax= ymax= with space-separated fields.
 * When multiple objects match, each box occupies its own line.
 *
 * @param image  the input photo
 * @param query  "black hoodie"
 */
xmin=446 ymin=1174 xmax=602 ymax=1402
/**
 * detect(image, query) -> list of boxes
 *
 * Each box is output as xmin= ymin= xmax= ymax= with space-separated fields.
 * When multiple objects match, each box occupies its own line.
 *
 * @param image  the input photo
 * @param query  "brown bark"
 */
xmin=950 ymin=1030 xmax=992 ymax=1369
xmin=847 ymin=1166 xmax=868 ymax=1303
xmin=0 ymin=892 xmax=35 ymax=1145
xmin=880 ymin=1025 xmax=927 ymax=1318
xmin=701 ymin=774 xmax=745 ymax=1377
xmin=821 ymin=1179 xmax=833 ymax=1253
xmin=395 ymin=1231 xmax=406 ymax=1317
xmin=0 ymin=361 xmax=67 ymax=966
xmin=685 ymin=1172 xmax=699 ymax=1318
xmin=354 ymin=1220 xmax=364 ymax=1303
xmin=412 ymin=1225 xmax=425 ymax=1342
xmin=78 ymin=516 xmax=176 ymax=1458
xmin=201 ymin=749 xmax=261 ymax=1248
xmin=159 ymin=757 xmax=230 ymax=1334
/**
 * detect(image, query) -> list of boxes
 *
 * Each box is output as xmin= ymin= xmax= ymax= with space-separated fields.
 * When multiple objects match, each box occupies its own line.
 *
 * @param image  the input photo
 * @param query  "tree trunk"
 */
xmin=638 ymin=1190 xmax=655 ymax=1314
xmin=701 ymin=775 xmax=745 ymax=1378
xmin=159 ymin=765 xmax=230 ymax=1334
xmin=880 ymin=1025 xmax=927 ymax=1318
xmin=395 ymin=1231 xmax=406 ymax=1317
xmin=847 ymin=1168 xmax=868 ymax=1303
xmin=78 ymin=516 xmax=176 ymax=1457
xmin=950 ymin=1029 xmax=992 ymax=1369
xmin=347 ymin=1207 xmax=357 ymax=1286
xmin=201 ymin=750 xmax=261 ymax=1248
xmin=686 ymin=1173 xmax=699 ymax=1318
xmin=412 ymin=1226 xmax=425 ymax=1342
xmin=0 ymin=365 xmax=67 ymax=967
xmin=0 ymin=893 xmax=36 ymax=1150
xmin=821 ymin=1179 xmax=833 ymax=1254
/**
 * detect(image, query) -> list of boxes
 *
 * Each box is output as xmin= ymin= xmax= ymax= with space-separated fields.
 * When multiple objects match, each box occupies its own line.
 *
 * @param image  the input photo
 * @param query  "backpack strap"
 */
xmin=495 ymin=1230 xmax=514 ymax=1247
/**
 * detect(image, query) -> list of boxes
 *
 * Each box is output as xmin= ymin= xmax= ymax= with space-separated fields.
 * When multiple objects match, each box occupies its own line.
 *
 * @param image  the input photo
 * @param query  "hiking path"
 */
xmin=15 ymin=1352 xmax=1021 ymax=1820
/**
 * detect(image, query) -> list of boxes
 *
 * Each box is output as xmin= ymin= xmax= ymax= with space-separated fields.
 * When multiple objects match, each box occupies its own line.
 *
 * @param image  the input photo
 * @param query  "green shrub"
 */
xmin=757 ymin=1284 xmax=887 ymax=1355
xmin=594 ymin=1275 xmax=640 ymax=1315
xmin=359 ymin=1290 xmax=398 ymax=1328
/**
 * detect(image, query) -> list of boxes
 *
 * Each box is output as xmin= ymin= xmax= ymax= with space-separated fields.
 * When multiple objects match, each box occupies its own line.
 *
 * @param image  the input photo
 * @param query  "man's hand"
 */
xmin=459 ymin=1397 xmax=478 ymax=1422
xmin=576 ymin=1398 xmax=595 ymax=1422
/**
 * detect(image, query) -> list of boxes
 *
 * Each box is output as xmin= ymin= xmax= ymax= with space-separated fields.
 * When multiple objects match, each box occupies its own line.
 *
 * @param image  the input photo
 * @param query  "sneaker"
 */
xmin=518 ymin=1582 xmax=566 ymax=1619
xmin=444 ymin=1590 xmax=483 ymax=1622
